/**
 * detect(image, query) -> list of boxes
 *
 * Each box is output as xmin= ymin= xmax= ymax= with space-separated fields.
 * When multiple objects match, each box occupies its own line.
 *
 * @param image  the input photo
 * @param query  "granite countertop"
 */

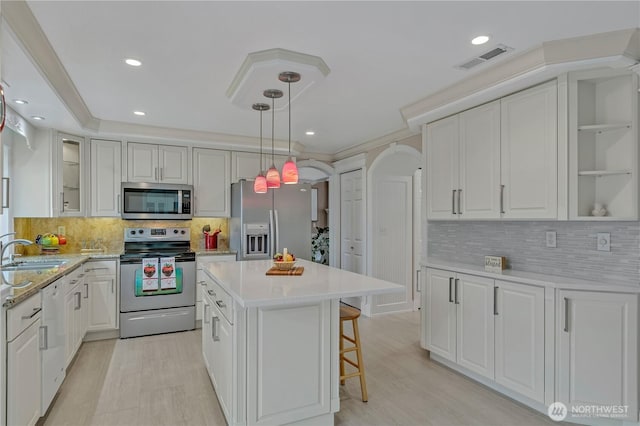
xmin=195 ymin=249 xmax=237 ymax=256
xmin=202 ymin=259 xmax=403 ymax=308
xmin=2 ymin=251 xmax=123 ymax=308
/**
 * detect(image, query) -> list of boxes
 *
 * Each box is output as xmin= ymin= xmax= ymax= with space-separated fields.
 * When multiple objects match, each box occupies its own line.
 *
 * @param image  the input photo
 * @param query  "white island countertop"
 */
xmin=202 ymin=259 xmax=403 ymax=308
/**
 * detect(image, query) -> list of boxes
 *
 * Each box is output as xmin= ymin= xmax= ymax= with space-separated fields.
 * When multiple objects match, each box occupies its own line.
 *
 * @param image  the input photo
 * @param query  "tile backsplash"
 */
xmin=14 ymin=217 xmax=229 ymax=255
xmin=427 ymin=221 xmax=640 ymax=286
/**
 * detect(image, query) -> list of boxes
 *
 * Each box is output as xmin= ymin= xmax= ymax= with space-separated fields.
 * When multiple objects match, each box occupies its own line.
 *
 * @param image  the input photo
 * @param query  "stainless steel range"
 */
xmin=119 ymin=227 xmax=196 ymax=338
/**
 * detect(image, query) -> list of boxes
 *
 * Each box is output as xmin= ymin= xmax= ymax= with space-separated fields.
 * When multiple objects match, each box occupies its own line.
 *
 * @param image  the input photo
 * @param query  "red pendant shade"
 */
xmin=254 ymin=174 xmax=268 ymax=193
xmin=282 ymin=157 xmax=298 ymax=184
xmin=266 ymin=166 xmax=281 ymax=188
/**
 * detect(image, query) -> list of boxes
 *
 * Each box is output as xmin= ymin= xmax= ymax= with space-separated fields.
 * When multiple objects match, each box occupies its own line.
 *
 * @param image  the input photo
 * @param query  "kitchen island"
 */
xmin=200 ymin=259 xmax=402 ymax=426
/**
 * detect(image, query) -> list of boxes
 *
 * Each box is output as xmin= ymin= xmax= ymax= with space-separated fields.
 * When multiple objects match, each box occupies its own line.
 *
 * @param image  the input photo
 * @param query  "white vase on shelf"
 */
xmin=591 ymin=203 xmax=607 ymax=217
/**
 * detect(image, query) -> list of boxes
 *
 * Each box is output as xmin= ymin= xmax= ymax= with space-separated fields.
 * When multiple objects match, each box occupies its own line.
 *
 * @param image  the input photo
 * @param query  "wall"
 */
xmin=427 ymin=221 xmax=640 ymax=286
xmin=14 ymin=217 xmax=229 ymax=255
xmin=365 ymin=134 xmax=421 ymax=169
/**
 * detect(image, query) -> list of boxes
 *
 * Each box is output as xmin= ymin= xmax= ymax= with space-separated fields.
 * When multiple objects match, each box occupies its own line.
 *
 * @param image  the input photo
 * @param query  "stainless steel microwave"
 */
xmin=121 ymin=182 xmax=193 ymax=220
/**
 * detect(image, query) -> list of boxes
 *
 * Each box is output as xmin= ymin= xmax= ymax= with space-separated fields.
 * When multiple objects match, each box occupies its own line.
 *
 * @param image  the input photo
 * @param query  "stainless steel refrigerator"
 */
xmin=230 ymin=180 xmax=312 ymax=261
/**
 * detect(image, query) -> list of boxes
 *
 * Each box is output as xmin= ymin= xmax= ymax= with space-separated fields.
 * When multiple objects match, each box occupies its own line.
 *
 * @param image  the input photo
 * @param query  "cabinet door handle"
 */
xmin=216 ymin=300 xmax=226 ymax=309
xmin=457 ymin=189 xmax=462 ymax=215
xmin=454 ymin=279 xmax=460 ymax=304
xmin=39 ymin=325 xmax=48 ymax=350
xmin=117 ymin=194 xmax=121 ymax=213
xmin=564 ymin=297 xmax=569 ymax=333
xmin=493 ymin=287 xmax=499 ymax=315
xmin=2 ymin=177 xmax=10 ymax=209
xmin=212 ymin=316 xmax=220 ymax=342
xmin=22 ymin=307 xmax=41 ymax=319
xmin=60 ymin=192 xmax=65 ymax=213
xmin=416 ymin=269 xmax=421 ymax=292
xmin=84 ymin=282 xmax=89 ymax=299
xmin=155 ymin=167 xmax=158 ymax=181
xmin=111 ymin=279 xmax=115 ymax=294
xmin=452 ymin=190 xmax=457 ymax=215
xmin=448 ymin=277 xmax=454 ymax=303
xmin=75 ymin=292 xmax=82 ymax=310
xmin=160 ymin=168 xmax=163 ymax=181
xmin=203 ymin=303 xmax=210 ymax=324
xmin=500 ymin=185 xmax=505 ymax=214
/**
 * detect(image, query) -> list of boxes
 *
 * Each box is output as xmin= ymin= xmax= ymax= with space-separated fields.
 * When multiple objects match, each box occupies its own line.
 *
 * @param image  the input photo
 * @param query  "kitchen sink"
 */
xmin=1 ymin=260 xmax=68 ymax=271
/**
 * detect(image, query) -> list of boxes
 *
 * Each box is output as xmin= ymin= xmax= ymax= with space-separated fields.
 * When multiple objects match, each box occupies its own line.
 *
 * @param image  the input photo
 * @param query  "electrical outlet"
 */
xmin=57 ymin=226 xmax=65 ymax=235
xmin=597 ymin=233 xmax=610 ymax=252
xmin=546 ymin=231 xmax=557 ymax=248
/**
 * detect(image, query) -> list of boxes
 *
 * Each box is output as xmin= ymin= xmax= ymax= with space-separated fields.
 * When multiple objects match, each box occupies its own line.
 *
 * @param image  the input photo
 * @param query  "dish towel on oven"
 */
xmin=135 ymin=257 xmax=183 ymax=296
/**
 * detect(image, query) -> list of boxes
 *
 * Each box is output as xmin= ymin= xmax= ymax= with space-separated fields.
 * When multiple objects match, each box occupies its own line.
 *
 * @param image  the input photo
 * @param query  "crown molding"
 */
xmin=401 ymin=28 xmax=640 ymax=129
xmin=332 ymin=127 xmax=417 ymax=162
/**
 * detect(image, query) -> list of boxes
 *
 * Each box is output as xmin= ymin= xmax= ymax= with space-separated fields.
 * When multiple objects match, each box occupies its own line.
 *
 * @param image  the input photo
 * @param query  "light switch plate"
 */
xmin=58 ymin=226 xmax=65 ymax=235
xmin=597 ymin=233 xmax=610 ymax=252
xmin=546 ymin=231 xmax=557 ymax=248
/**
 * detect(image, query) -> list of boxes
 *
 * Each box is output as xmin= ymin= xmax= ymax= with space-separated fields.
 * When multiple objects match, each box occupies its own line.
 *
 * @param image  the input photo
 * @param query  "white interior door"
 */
xmin=370 ymin=176 xmax=413 ymax=314
xmin=340 ymin=170 xmax=364 ymax=275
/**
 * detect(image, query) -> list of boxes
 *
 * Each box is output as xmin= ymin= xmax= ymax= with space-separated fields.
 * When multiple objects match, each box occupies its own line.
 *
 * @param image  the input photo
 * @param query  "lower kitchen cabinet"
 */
xmin=424 ymin=268 xmax=545 ymax=403
xmin=494 ymin=280 xmax=545 ymax=403
xmin=558 ymin=290 xmax=638 ymax=421
xmin=197 ymin=255 xmax=236 ymax=324
xmin=84 ymin=260 xmax=118 ymax=332
xmin=6 ymin=293 xmax=43 ymax=426
xmin=64 ymin=273 xmax=84 ymax=367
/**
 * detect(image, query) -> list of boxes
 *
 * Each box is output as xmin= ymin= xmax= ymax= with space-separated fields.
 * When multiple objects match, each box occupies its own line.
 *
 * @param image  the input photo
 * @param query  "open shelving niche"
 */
xmin=569 ymin=68 xmax=639 ymax=220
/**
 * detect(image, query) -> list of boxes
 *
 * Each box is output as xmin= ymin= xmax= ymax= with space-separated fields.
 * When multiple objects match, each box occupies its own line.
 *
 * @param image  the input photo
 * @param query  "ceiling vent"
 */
xmin=456 ymin=44 xmax=514 ymax=71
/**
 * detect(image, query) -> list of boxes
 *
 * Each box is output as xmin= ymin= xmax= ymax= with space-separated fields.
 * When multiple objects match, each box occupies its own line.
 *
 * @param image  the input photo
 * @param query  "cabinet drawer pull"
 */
xmin=198 ymin=281 xmax=207 ymax=286
xmin=493 ymin=286 xmax=499 ymax=315
xmin=452 ymin=190 xmax=457 ymax=214
xmin=457 ymin=189 xmax=462 ymax=215
xmin=448 ymin=277 xmax=454 ymax=303
xmin=203 ymin=303 xmax=210 ymax=324
xmin=84 ymin=282 xmax=89 ymax=299
xmin=207 ymin=289 xmax=215 ymax=296
xmin=22 ymin=307 xmax=41 ymax=319
xmin=454 ymin=279 xmax=460 ymax=304
xmin=85 ymin=267 xmax=109 ymax=272
xmin=564 ymin=297 xmax=569 ymax=333
xmin=500 ymin=185 xmax=505 ymax=214
xmin=216 ymin=300 xmax=226 ymax=309
xmin=75 ymin=292 xmax=82 ymax=310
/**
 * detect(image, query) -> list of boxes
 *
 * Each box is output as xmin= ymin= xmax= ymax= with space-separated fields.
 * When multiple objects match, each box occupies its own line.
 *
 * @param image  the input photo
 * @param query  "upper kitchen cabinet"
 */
xmin=426 ymin=81 xmax=558 ymax=220
xmin=193 ymin=148 xmax=230 ymax=217
xmin=426 ymin=100 xmax=502 ymax=220
xmin=569 ymin=68 xmax=638 ymax=220
xmin=90 ymin=139 xmax=122 ymax=217
xmin=12 ymin=130 xmax=87 ymax=217
xmin=500 ymin=80 xmax=558 ymax=219
xmin=58 ymin=133 xmax=86 ymax=217
xmin=231 ymin=151 xmax=290 ymax=183
xmin=127 ymin=142 xmax=189 ymax=184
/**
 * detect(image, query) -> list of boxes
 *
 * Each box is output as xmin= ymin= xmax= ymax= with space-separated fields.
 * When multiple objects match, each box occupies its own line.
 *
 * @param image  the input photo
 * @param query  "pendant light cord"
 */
xmin=259 ymin=109 xmax=263 ymax=172
xmin=288 ymin=80 xmax=291 ymax=154
xmin=271 ymin=96 xmax=275 ymax=165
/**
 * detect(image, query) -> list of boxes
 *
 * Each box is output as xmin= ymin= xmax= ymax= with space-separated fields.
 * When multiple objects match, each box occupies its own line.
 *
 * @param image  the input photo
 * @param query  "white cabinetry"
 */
xmin=127 ymin=142 xmax=188 ymax=184
xmin=558 ymin=290 xmax=638 ymax=421
xmin=231 ymin=151 xmax=289 ymax=183
xmin=197 ymin=255 xmax=236 ymax=324
xmin=193 ymin=148 xmax=231 ymax=217
xmin=90 ymin=139 xmax=122 ymax=217
xmin=6 ymin=293 xmax=42 ymax=426
xmin=500 ymin=80 xmax=558 ymax=219
xmin=424 ymin=268 xmax=546 ymax=403
xmin=84 ymin=260 xmax=118 ymax=332
xmin=569 ymin=68 xmax=638 ymax=220
xmin=426 ymin=81 xmax=558 ymax=220
xmin=494 ymin=280 xmax=544 ymax=403
xmin=58 ymin=133 xmax=86 ymax=217
xmin=64 ymin=270 xmax=85 ymax=367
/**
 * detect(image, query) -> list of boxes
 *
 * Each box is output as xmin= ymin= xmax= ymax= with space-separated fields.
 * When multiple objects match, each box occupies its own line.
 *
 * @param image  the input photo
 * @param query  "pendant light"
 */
xmin=278 ymin=71 xmax=300 ymax=184
xmin=252 ymin=103 xmax=270 ymax=194
xmin=263 ymin=89 xmax=283 ymax=188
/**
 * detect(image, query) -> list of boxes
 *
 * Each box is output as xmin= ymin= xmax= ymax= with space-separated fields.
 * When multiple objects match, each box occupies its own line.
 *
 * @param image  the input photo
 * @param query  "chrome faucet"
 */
xmin=0 ymin=232 xmax=16 ymax=256
xmin=1 ymin=239 xmax=34 ymax=266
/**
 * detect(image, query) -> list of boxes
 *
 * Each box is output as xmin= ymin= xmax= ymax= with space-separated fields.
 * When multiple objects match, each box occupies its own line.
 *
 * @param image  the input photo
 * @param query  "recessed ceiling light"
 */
xmin=125 ymin=58 xmax=142 ymax=67
xmin=133 ymin=111 xmax=146 ymax=116
xmin=471 ymin=35 xmax=490 ymax=45
xmin=13 ymin=99 xmax=28 ymax=105
xmin=305 ymin=130 xmax=315 ymax=136
xmin=31 ymin=116 xmax=45 ymax=121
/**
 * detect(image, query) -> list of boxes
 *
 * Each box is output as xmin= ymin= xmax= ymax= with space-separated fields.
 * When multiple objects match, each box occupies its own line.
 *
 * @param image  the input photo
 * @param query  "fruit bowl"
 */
xmin=273 ymin=261 xmax=296 ymax=270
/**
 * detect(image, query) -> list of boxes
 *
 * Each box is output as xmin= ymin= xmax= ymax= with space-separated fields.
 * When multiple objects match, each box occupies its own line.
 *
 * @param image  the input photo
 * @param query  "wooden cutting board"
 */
xmin=265 ymin=267 xmax=304 ymax=276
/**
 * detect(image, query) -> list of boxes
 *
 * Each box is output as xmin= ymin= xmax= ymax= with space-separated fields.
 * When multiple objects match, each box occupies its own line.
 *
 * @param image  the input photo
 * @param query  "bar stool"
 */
xmin=339 ymin=303 xmax=368 ymax=402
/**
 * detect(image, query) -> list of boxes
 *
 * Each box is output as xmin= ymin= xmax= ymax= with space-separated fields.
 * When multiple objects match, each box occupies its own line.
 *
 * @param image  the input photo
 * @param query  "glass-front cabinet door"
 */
xmin=58 ymin=133 xmax=85 ymax=216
